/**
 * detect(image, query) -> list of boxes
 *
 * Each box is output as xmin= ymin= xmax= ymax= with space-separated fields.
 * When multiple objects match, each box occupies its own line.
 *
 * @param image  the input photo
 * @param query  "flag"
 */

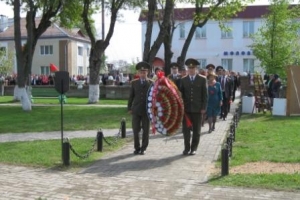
xmin=50 ymin=63 xmax=59 ymax=72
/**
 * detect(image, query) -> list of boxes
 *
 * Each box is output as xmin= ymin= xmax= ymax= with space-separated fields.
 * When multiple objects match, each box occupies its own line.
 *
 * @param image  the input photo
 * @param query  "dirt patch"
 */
xmin=230 ymin=162 xmax=300 ymax=174
xmin=210 ymin=162 xmax=300 ymax=175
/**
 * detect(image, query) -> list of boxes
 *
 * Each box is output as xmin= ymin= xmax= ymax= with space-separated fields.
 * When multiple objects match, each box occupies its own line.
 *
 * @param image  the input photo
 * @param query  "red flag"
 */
xmin=184 ymin=113 xmax=192 ymax=128
xmin=50 ymin=63 xmax=59 ymax=72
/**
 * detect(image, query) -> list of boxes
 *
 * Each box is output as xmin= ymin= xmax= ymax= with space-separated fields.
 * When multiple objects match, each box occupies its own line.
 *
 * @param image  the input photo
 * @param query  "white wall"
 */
xmin=141 ymin=17 xmax=265 ymax=73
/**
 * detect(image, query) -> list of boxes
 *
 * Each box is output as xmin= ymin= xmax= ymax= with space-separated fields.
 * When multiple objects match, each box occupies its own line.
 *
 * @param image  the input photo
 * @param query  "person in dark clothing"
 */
xmin=270 ymin=74 xmax=281 ymax=106
xmin=167 ymin=62 xmax=181 ymax=89
xmin=128 ymin=61 xmax=154 ymax=155
xmin=180 ymin=58 xmax=208 ymax=156
xmin=219 ymin=69 xmax=232 ymax=120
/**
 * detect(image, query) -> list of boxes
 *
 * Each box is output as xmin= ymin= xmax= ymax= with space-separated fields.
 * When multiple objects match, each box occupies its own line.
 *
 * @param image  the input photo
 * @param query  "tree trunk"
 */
xmin=163 ymin=22 xmax=174 ymax=76
xmin=143 ymin=0 xmax=174 ymax=69
xmin=143 ymin=0 xmax=156 ymax=63
xmin=88 ymin=40 xmax=104 ymax=103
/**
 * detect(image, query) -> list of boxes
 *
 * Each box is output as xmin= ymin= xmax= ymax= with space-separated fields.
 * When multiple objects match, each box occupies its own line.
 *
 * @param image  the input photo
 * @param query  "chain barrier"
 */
xmin=221 ymin=108 xmax=240 ymax=176
xmin=65 ymin=118 xmax=126 ymax=159
xmin=68 ymin=135 xmax=98 ymax=159
xmin=102 ymin=118 xmax=125 ymax=146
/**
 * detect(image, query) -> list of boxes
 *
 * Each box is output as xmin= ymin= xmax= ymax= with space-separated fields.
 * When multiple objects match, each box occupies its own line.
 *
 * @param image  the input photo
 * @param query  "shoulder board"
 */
xmin=197 ymin=74 xmax=206 ymax=79
xmin=147 ymin=79 xmax=154 ymax=83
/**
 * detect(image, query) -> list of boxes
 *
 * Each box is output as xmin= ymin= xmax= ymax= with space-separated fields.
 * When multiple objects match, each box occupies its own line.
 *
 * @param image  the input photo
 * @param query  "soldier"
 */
xmin=180 ymin=58 xmax=208 ymax=155
xmin=128 ymin=61 xmax=154 ymax=155
xmin=152 ymin=67 xmax=164 ymax=81
xmin=206 ymin=64 xmax=215 ymax=76
xmin=167 ymin=62 xmax=181 ymax=89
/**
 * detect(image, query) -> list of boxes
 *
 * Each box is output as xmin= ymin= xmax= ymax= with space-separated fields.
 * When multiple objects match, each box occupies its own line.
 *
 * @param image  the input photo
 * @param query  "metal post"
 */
xmin=231 ymin=124 xmax=235 ymax=142
xmin=62 ymin=140 xmax=70 ymax=166
xmin=221 ymin=148 xmax=229 ymax=176
xmin=121 ymin=118 xmax=126 ymax=138
xmin=227 ymin=137 xmax=232 ymax=157
xmin=97 ymin=130 xmax=103 ymax=152
xmin=60 ymin=79 xmax=64 ymax=161
xmin=234 ymin=113 xmax=238 ymax=127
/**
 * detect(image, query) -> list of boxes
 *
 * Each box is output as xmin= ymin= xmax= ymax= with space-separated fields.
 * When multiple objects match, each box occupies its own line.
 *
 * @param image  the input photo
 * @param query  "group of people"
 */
xmin=127 ymin=59 xmax=240 ymax=156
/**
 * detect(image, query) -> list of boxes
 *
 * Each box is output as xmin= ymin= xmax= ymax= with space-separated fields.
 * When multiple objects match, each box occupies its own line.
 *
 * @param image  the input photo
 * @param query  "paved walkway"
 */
xmin=0 ymin=96 xmax=300 ymax=199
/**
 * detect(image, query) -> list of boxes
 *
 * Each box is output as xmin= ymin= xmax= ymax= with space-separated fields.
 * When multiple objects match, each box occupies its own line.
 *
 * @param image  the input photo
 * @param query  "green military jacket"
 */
xmin=128 ymin=78 xmax=153 ymax=116
xmin=180 ymin=74 xmax=208 ymax=113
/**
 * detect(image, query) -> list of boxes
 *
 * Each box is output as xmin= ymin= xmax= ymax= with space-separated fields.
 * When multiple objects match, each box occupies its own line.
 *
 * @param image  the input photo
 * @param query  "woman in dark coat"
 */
xmin=206 ymin=73 xmax=223 ymax=133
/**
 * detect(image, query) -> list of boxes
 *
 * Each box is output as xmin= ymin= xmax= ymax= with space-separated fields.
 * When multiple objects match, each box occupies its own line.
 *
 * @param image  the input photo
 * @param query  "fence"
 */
xmin=221 ymin=104 xmax=242 ymax=176
xmin=62 ymin=118 xmax=127 ymax=166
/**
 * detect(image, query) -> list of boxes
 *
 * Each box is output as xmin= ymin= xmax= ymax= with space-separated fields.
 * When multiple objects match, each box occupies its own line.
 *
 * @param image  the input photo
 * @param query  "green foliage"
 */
xmin=193 ymin=0 xmax=255 ymax=26
xmin=0 ymin=49 xmax=14 ymax=76
xmin=57 ymin=0 xmax=98 ymax=30
xmin=250 ymin=0 xmax=300 ymax=77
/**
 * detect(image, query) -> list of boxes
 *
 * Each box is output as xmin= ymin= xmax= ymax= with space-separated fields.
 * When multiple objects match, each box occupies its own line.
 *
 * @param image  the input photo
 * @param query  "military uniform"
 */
xmin=128 ymin=61 xmax=153 ymax=155
xmin=167 ymin=62 xmax=182 ymax=89
xmin=180 ymin=58 xmax=208 ymax=155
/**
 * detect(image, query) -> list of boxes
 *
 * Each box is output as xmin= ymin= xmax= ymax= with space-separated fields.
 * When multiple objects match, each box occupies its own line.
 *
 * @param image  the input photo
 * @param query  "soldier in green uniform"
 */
xmin=180 ymin=58 xmax=208 ymax=155
xmin=167 ymin=62 xmax=181 ymax=89
xmin=128 ymin=61 xmax=154 ymax=155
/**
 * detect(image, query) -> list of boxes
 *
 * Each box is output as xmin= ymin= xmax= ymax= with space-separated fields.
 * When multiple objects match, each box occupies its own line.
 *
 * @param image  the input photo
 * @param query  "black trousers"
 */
xmin=182 ymin=112 xmax=202 ymax=152
xmin=132 ymin=114 xmax=150 ymax=151
xmin=221 ymin=92 xmax=230 ymax=118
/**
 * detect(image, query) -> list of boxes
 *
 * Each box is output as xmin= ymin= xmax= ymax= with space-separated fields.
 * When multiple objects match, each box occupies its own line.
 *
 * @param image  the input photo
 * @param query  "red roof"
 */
xmin=139 ymin=5 xmax=270 ymax=22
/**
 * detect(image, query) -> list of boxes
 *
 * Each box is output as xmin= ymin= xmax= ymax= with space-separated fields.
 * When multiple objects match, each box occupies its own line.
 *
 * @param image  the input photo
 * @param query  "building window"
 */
xmin=78 ymin=66 xmax=83 ymax=75
xmin=221 ymin=59 xmax=233 ymax=71
xmin=86 ymin=48 xmax=90 ymax=56
xmin=179 ymin=23 xmax=185 ymax=39
xmin=78 ymin=46 xmax=83 ymax=56
xmin=195 ymin=26 xmax=206 ymax=39
xmin=243 ymin=21 xmax=254 ymax=38
xmin=197 ymin=59 xmax=207 ymax=69
xmin=40 ymin=45 xmax=53 ymax=55
xmin=221 ymin=22 xmax=233 ymax=38
xmin=41 ymin=66 xmax=50 ymax=75
xmin=243 ymin=59 xmax=255 ymax=73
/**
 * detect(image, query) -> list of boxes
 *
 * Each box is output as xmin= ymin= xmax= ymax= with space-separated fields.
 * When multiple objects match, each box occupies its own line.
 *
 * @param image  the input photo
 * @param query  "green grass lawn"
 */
xmin=209 ymin=113 xmax=300 ymax=191
xmin=0 ymin=106 xmax=132 ymax=133
xmin=0 ymin=96 xmax=127 ymax=105
xmin=0 ymin=137 xmax=129 ymax=169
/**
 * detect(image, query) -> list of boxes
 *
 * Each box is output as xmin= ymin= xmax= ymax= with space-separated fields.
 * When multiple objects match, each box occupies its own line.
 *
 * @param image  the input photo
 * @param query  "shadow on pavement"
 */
xmin=80 ymin=153 xmax=184 ymax=177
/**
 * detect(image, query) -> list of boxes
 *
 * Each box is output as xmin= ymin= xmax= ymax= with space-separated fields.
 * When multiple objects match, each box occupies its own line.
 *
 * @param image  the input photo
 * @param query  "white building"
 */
xmin=139 ymin=5 xmax=270 ymax=73
xmin=0 ymin=16 xmax=91 ymax=76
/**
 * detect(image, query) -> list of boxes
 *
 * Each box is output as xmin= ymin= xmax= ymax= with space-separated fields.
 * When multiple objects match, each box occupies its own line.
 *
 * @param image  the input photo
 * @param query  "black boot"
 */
xmin=212 ymin=116 xmax=217 ymax=131
xmin=208 ymin=117 xmax=212 ymax=133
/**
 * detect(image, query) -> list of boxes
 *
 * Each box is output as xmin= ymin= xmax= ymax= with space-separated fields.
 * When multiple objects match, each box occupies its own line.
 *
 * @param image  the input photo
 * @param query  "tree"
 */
xmin=141 ymin=0 xmax=254 ymax=75
xmin=142 ymin=0 xmax=174 ymax=73
xmin=10 ymin=0 xmax=83 ymax=111
xmin=82 ymin=0 xmax=145 ymax=103
xmin=250 ymin=0 xmax=300 ymax=77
